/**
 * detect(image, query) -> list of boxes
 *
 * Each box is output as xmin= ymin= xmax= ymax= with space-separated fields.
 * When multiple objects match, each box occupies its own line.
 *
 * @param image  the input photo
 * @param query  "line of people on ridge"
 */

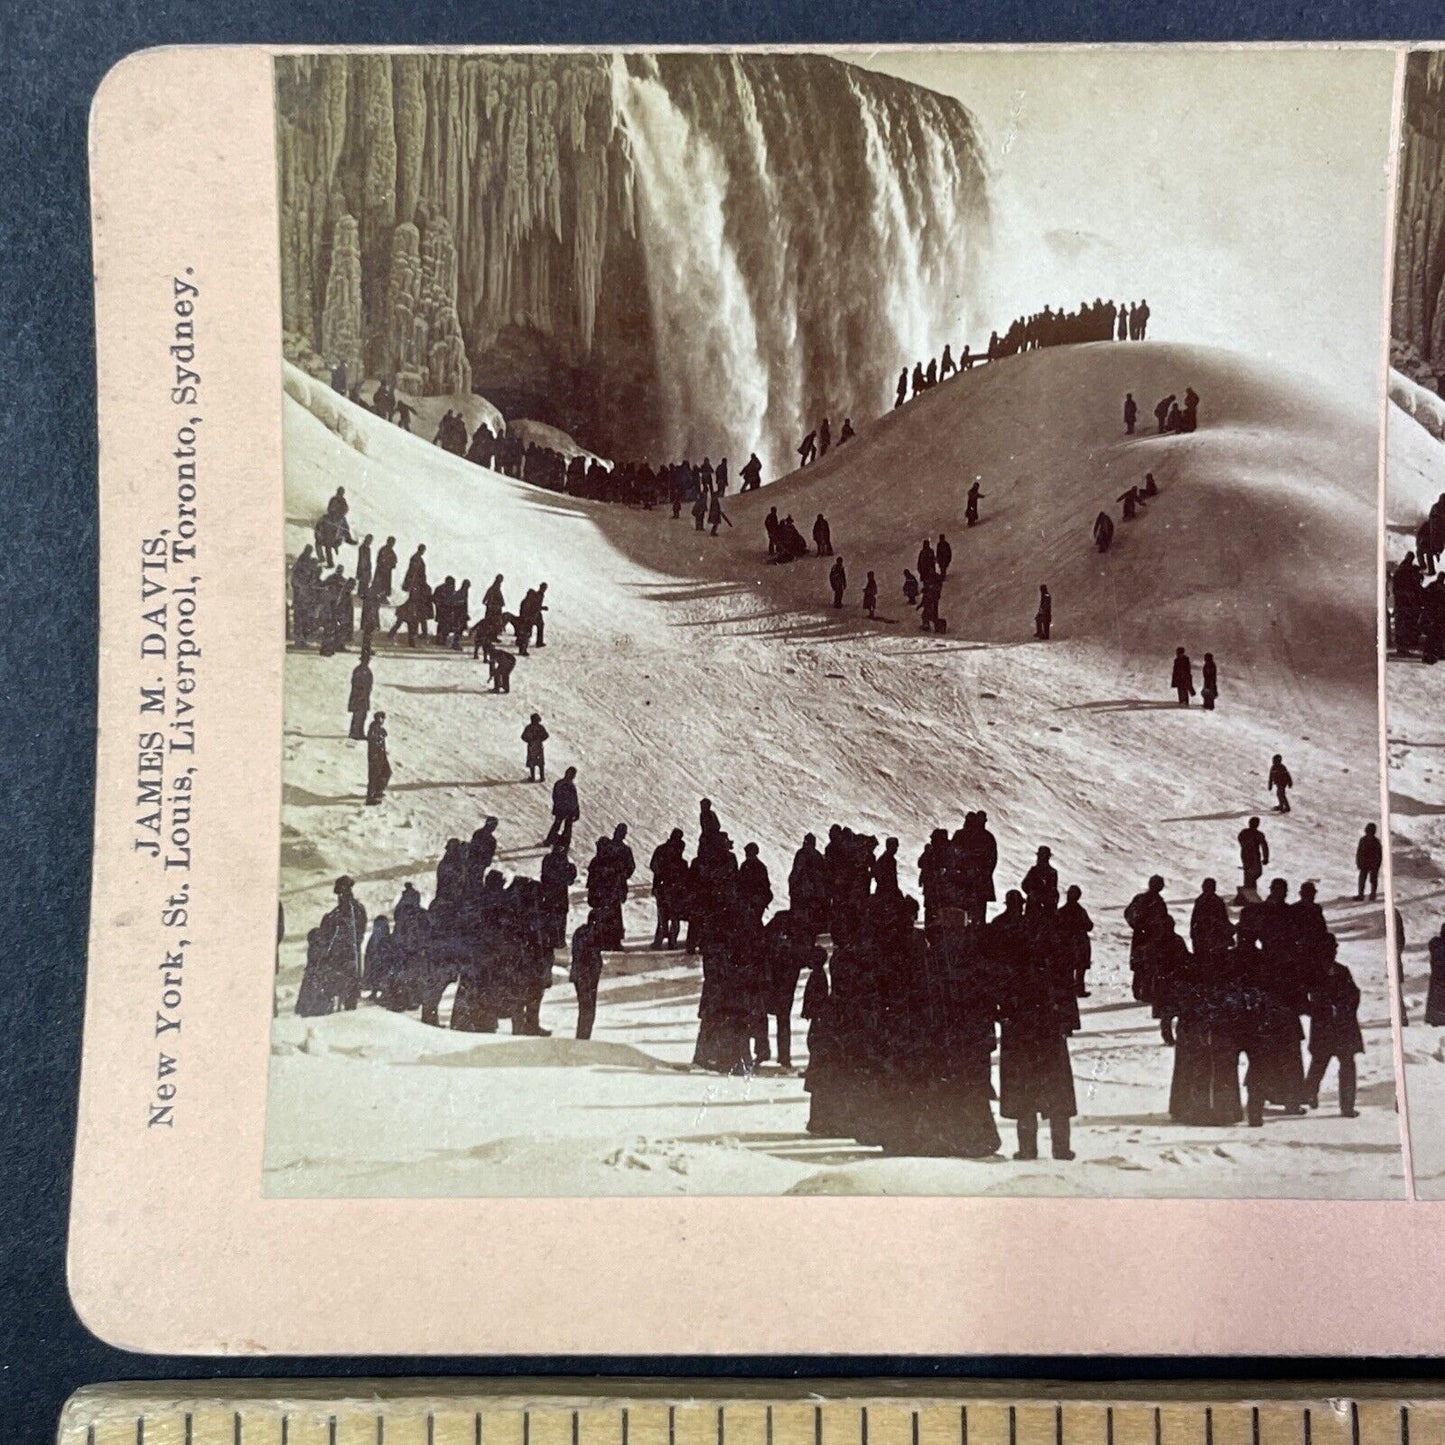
xmin=988 ymin=298 xmax=1151 ymax=361
xmin=294 ymin=788 xmax=1372 ymax=1160
xmin=893 ymin=346 xmax=977 ymax=408
xmin=1390 ymin=493 xmax=1445 ymax=661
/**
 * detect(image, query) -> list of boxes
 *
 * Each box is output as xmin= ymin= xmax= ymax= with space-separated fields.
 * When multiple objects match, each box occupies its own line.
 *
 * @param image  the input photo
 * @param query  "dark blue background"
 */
xmin=2 ymin=4 xmax=1439 ymax=1441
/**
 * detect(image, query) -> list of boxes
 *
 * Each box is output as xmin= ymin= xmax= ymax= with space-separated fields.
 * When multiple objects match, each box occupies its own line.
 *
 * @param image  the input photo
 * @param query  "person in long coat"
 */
xmin=365 ymin=710 xmax=391 ymax=804
xmin=1426 ymin=922 xmax=1445 ymax=1026
xmin=570 ymin=909 xmax=605 ymax=1040
xmin=992 ymin=891 xmax=1077 ymax=1160
xmin=693 ymin=901 xmax=760 ymax=1074
xmin=1056 ymin=884 xmax=1094 ymax=996
xmin=522 ymin=713 xmax=549 ymax=782
xmin=361 ymin=915 xmax=399 ymax=1001
xmin=539 ymin=842 xmax=577 ymax=952
xmin=1124 ymin=875 xmax=1170 ymax=1002
xmin=1155 ymin=931 xmax=1245 ymax=1126
xmin=1303 ymin=940 xmax=1363 ymax=1117
xmin=902 ymin=907 xmax=1001 ymax=1157
xmin=296 ymin=876 xmax=367 ymax=1016
xmin=347 ymin=651 xmax=373 ymax=741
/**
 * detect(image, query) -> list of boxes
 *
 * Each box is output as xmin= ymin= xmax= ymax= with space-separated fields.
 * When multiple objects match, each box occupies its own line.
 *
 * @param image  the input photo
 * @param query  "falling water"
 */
xmin=612 ymin=52 xmax=992 ymax=477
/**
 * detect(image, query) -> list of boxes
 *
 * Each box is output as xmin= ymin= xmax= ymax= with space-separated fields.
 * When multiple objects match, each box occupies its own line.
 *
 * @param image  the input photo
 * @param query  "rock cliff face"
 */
xmin=275 ymin=52 xmax=990 ymax=472
xmin=1394 ymin=52 xmax=1445 ymax=386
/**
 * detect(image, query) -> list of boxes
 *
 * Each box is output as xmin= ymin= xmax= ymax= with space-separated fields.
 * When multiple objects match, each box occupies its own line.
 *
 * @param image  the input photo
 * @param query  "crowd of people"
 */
xmin=289 ymin=485 xmax=562 ymax=806
xmin=1390 ymin=492 xmax=1445 ymax=660
xmin=986 ymin=298 xmax=1150 ymax=360
xmin=294 ymin=781 xmax=1376 ymax=1160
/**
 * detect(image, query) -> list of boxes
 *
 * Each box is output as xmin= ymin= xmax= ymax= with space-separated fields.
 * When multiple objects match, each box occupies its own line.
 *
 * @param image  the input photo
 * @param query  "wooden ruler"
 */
xmin=55 ymin=1385 xmax=1445 ymax=1445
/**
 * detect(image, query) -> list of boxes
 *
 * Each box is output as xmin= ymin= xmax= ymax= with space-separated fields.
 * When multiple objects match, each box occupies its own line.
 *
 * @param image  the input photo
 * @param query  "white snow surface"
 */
xmin=268 ymin=343 xmax=1403 ymax=1199
xmin=1386 ymin=399 xmax=1445 ymax=1196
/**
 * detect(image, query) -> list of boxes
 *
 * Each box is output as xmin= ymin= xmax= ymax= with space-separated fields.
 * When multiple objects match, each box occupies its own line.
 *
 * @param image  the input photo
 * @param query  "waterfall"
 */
xmin=612 ymin=53 xmax=992 ymax=477
xmin=610 ymin=56 xmax=772 ymax=471
xmin=275 ymin=52 xmax=991 ymax=477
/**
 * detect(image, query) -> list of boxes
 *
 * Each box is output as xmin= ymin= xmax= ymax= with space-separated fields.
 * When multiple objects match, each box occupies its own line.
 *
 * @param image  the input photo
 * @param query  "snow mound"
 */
xmin=1388 ymin=395 xmax=1445 ymax=534
xmin=414 ymin=1036 xmax=676 ymax=1071
xmin=600 ymin=342 xmax=1378 ymax=686
xmin=282 ymin=363 xmax=369 ymax=456
xmin=508 ymin=417 xmax=611 ymax=466
xmin=1390 ymin=366 xmax=1445 ymax=439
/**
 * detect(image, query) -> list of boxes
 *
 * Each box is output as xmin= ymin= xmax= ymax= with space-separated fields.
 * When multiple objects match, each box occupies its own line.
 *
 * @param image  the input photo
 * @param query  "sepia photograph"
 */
xmin=1386 ymin=48 xmax=1445 ymax=1197
xmin=264 ymin=46 xmax=1404 ymax=1199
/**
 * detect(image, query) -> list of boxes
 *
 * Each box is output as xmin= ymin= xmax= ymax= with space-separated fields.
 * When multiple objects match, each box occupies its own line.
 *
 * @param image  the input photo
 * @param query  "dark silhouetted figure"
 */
xmin=1124 ymin=392 xmax=1137 ymax=434
xmin=1125 ymin=874 xmax=1170 ymax=1003
xmin=570 ymin=909 xmax=605 ymax=1041
xmin=1237 ymin=817 xmax=1269 ymax=901
xmin=765 ymin=505 xmax=779 ymax=557
xmin=798 ymin=430 xmax=817 ymax=468
xmin=902 ymin=569 xmax=919 ymax=606
xmin=1141 ymin=471 xmax=1158 ymax=498
xmin=1171 ymin=646 xmax=1195 ymax=706
xmin=813 ymin=514 xmax=833 ymax=556
xmin=1201 ymin=653 xmax=1218 ymax=710
xmin=649 ymin=829 xmax=688 ymax=949
xmin=522 ymin=713 xmax=549 ymax=782
xmin=1427 ymin=922 xmax=1445 ymax=1026
xmin=546 ymin=766 xmax=580 ymax=847
xmin=829 ymin=557 xmax=847 ymax=608
xmin=1093 ymin=511 xmax=1114 ymax=552
xmin=1304 ymin=941 xmax=1362 ymax=1117
xmin=863 ymin=571 xmax=878 ymax=618
xmin=839 ymin=418 xmax=855 ymax=444
xmin=917 ymin=537 xmax=937 ymax=582
xmin=740 ymin=452 xmax=763 ymax=492
xmin=1356 ymin=823 xmax=1383 ymax=902
xmin=993 ymin=889 xmax=1077 ymax=1161
xmin=936 ymin=533 xmax=952 ymax=579
xmin=365 ymin=711 xmax=390 ymax=805
xmin=1268 ymin=754 xmax=1293 ymax=814
xmin=1058 ymin=884 xmax=1094 ymax=995
xmin=373 ymin=536 xmax=398 ymax=599
xmin=818 ymin=417 xmax=831 ymax=456
xmin=965 ymin=481 xmax=984 ymax=527
xmin=347 ymin=651 xmax=373 ymax=740
xmin=539 ymin=841 xmax=576 ymax=951
xmin=918 ymin=573 xmax=943 ymax=632
xmin=490 ymin=650 xmax=515 ymax=693
xmin=896 ymin=369 xmax=908 ymax=408
xmin=1154 ymin=394 xmax=1174 ymax=434
xmin=1034 ymin=584 xmax=1052 ymax=640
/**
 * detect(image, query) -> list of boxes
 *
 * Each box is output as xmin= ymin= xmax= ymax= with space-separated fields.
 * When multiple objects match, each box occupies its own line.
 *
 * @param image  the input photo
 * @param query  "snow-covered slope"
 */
xmin=601 ymin=341 xmax=1377 ymax=684
xmin=1385 ymin=398 xmax=1445 ymax=1195
xmin=268 ymin=342 xmax=1401 ymax=1200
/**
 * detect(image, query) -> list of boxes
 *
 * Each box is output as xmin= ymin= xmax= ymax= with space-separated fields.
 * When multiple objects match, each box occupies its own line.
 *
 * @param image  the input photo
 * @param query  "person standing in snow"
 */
xmin=522 ymin=713 xmax=549 ymax=783
xmin=545 ymin=765 xmax=581 ymax=847
xmin=1355 ymin=823 xmax=1383 ymax=902
xmin=570 ymin=909 xmax=605 ymax=1041
xmin=936 ymin=533 xmax=953 ymax=579
xmin=965 ymin=480 xmax=984 ymax=527
xmin=1268 ymin=753 xmax=1293 ymax=813
xmin=1034 ymin=584 xmax=1052 ymax=640
xmin=1201 ymin=652 xmax=1218 ymax=710
xmin=1237 ymin=817 xmax=1269 ymax=901
xmin=863 ymin=571 xmax=878 ymax=618
xmin=1171 ymin=646 xmax=1195 ymax=706
xmin=813 ymin=513 xmax=833 ymax=556
xmin=1124 ymin=392 xmax=1138 ymax=434
xmin=347 ymin=648 xmax=373 ymax=741
xmin=365 ymin=710 xmax=391 ymax=805
xmin=829 ymin=556 xmax=847 ymax=609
